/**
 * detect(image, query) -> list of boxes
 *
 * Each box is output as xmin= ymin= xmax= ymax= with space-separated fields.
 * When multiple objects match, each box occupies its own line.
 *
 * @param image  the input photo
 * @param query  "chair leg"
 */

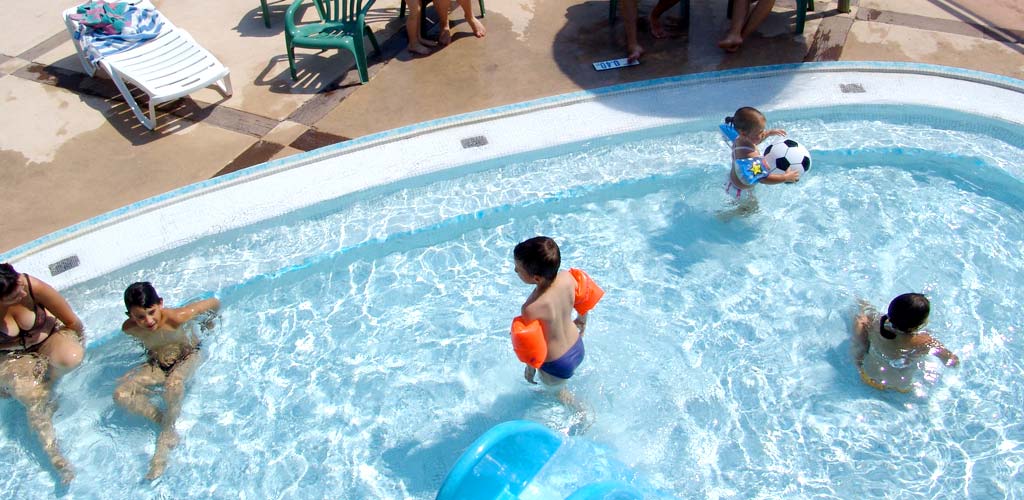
xmin=215 ymin=74 xmax=233 ymax=97
xmin=286 ymin=40 xmax=298 ymax=80
xmin=609 ymin=0 xmax=617 ymax=25
xmin=365 ymin=26 xmax=381 ymax=56
xmin=795 ymin=0 xmax=806 ymax=34
xmin=478 ymin=0 xmax=485 ymax=17
xmin=260 ymin=0 xmax=271 ymax=28
xmin=110 ymin=71 xmax=156 ymax=129
xmin=352 ymin=39 xmax=369 ymax=84
xmin=399 ymin=0 xmax=406 ymax=18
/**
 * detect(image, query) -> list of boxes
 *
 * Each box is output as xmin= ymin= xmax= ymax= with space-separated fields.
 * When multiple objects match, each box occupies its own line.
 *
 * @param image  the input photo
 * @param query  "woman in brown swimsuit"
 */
xmin=0 ymin=262 xmax=85 ymax=485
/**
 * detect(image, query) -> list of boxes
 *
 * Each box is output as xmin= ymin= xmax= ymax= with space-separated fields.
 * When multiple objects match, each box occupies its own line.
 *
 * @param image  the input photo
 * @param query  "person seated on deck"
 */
xmin=114 ymin=282 xmax=220 ymax=480
xmin=718 ymin=0 xmax=777 ymax=52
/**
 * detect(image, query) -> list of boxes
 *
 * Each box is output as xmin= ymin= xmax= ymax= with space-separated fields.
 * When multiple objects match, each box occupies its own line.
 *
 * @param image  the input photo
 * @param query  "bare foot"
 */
xmin=145 ymin=428 xmax=180 ymax=480
xmin=439 ymin=28 xmax=452 ymax=46
xmin=407 ymin=42 xmax=432 ymax=56
xmin=467 ymin=17 xmax=486 ymax=38
xmin=145 ymin=456 xmax=167 ymax=481
xmin=717 ymin=33 xmax=743 ymax=52
xmin=53 ymin=456 xmax=75 ymax=485
xmin=649 ymin=15 xmax=668 ymax=39
xmin=627 ymin=43 xmax=644 ymax=63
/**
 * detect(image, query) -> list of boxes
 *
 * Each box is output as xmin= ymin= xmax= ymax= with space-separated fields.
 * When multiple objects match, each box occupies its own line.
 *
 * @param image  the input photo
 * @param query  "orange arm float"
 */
xmin=511 ymin=316 xmax=546 ymax=368
xmin=569 ymin=268 xmax=604 ymax=316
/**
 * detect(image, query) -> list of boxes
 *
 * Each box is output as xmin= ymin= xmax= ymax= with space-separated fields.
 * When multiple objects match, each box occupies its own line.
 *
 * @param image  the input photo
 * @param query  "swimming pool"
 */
xmin=2 ymin=64 xmax=1023 ymax=498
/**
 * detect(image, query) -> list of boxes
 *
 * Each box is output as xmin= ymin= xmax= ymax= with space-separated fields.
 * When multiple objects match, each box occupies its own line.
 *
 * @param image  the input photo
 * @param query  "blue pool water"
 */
xmin=2 ymin=105 xmax=1023 ymax=498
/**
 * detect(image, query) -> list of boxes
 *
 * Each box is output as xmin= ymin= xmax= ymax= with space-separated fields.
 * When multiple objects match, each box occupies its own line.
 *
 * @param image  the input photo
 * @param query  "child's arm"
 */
xmin=179 ymin=297 xmax=220 ymax=322
xmin=574 ymin=313 xmax=588 ymax=337
xmin=923 ymin=336 xmax=959 ymax=367
xmin=761 ymin=169 xmax=800 ymax=184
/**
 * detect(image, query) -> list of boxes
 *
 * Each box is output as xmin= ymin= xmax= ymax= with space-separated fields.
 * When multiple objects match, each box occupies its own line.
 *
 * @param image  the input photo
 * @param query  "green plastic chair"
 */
xmin=285 ymin=0 xmax=381 ymax=83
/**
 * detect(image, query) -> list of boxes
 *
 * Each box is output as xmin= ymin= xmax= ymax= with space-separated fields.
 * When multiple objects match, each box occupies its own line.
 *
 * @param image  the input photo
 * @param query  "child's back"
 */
xmin=521 ymin=270 xmax=579 ymax=363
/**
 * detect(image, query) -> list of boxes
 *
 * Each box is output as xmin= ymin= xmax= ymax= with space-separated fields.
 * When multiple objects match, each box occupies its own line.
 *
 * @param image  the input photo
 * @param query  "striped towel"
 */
xmin=69 ymin=1 xmax=164 ymax=63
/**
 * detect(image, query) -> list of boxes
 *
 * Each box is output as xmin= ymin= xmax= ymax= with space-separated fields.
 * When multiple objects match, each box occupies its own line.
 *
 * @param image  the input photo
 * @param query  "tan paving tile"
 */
xmin=842 ymin=21 xmax=1024 ymax=79
xmin=0 ymin=75 xmax=256 ymax=251
xmin=263 ymin=120 xmax=310 ymax=146
xmin=2 ymin=0 xmax=74 ymax=57
xmin=858 ymin=0 xmax=1023 ymax=31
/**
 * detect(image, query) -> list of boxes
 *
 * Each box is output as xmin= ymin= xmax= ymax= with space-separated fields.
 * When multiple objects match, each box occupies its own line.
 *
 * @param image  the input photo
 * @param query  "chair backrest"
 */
xmin=310 ymin=0 xmax=376 ymax=23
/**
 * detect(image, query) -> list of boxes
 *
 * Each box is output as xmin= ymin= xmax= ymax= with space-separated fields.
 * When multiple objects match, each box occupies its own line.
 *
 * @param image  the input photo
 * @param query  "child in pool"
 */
xmin=513 ymin=237 xmax=593 ymax=388
xmin=724 ymin=106 xmax=800 ymax=201
xmin=115 ymin=282 xmax=220 ymax=480
xmin=852 ymin=293 xmax=959 ymax=393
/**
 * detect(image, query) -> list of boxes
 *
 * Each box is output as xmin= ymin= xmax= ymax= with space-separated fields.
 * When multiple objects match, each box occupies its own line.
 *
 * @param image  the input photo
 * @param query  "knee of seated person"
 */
xmin=49 ymin=346 xmax=84 ymax=371
xmin=113 ymin=384 xmax=136 ymax=405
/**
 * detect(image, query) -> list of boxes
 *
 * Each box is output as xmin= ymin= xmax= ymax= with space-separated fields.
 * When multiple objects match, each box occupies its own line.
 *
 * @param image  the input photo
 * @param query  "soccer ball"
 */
xmin=763 ymin=138 xmax=812 ymax=174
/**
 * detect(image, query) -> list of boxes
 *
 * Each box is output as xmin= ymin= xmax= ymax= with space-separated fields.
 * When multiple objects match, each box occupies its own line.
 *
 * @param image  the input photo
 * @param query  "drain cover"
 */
xmin=49 ymin=255 xmax=80 ymax=276
xmin=461 ymin=136 xmax=488 ymax=148
xmin=840 ymin=83 xmax=866 ymax=93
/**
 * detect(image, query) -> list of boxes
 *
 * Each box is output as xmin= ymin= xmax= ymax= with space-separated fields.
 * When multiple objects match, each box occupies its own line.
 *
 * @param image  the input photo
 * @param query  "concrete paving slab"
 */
xmin=842 ymin=21 xmax=1024 ymax=78
xmin=0 ymin=75 xmax=257 ymax=251
xmin=3 ymin=0 xmax=76 ymax=57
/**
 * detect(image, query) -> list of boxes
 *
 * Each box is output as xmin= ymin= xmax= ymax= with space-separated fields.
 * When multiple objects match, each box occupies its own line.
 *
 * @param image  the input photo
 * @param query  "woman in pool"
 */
xmin=853 ymin=293 xmax=959 ymax=393
xmin=0 ymin=263 xmax=85 ymax=484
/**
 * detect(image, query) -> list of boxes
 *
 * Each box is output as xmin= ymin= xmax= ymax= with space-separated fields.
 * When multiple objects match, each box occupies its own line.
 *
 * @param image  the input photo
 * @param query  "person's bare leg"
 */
xmin=113 ymin=364 xmax=165 ymax=425
xmin=457 ymin=0 xmax=486 ymax=37
xmin=718 ymin=0 xmax=749 ymax=52
xmin=621 ymin=0 xmax=644 ymax=62
xmin=648 ymin=0 xmax=679 ymax=39
xmin=146 ymin=354 xmax=200 ymax=480
xmin=405 ymin=0 xmax=434 ymax=55
xmin=3 ymin=356 xmax=74 ymax=484
xmin=741 ymin=0 xmax=776 ymax=39
xmin=435 ymin=0 xmax=453 ymax=45
xmin=36 ymin=329 xmax=84 ymax=381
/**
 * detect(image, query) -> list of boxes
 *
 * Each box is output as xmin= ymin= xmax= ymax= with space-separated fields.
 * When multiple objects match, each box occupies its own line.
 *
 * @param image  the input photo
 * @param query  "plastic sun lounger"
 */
xmin=62 ymin=0 xmax=232 ymax=130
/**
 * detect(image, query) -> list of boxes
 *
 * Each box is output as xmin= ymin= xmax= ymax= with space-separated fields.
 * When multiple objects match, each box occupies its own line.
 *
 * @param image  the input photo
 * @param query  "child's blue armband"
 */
xmin=734 ymin=157 xmax=771 ymax=185
xmin=719 ymin=123 xmax=739 ymax=142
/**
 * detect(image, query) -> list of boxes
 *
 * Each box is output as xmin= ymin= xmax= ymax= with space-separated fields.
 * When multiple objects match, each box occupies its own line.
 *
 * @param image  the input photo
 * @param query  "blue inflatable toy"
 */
xmin=436 ymin=420 xmax=662 ymax=500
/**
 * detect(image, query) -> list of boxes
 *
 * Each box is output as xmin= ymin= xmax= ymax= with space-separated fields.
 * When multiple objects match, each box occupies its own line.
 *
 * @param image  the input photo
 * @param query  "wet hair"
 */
xmin=513 ymin=236 xmax=561 ymax=281
xmin=724 ymin=107 xmax=766 ymax=135
xmin=0 ymin=263 xmax=19 ymax=298
xmin=124 ymin=282 xmax=162 ymax=311
xmin=879 ymin=293 xmax=930 ymax=339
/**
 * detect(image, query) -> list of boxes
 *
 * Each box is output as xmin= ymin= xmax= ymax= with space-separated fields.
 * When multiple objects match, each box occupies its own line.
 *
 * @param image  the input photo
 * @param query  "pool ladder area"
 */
xmin=436 ymin=420 xmax=668 ymax=500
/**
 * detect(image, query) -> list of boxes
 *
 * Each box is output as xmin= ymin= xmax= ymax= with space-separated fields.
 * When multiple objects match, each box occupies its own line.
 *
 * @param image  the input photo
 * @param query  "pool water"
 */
xmin=3 ymin=106 xmax=1024 ymax=498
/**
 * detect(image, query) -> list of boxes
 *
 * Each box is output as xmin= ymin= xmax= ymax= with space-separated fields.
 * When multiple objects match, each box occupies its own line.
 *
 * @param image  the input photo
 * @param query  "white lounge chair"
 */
xmin=62 ymin=0 xmax=232 ymax=130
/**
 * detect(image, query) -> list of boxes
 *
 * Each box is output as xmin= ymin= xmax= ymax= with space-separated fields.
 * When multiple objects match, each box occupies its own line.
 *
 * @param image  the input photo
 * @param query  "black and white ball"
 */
xmin=763 ymin=138 xmax=812 ymax=174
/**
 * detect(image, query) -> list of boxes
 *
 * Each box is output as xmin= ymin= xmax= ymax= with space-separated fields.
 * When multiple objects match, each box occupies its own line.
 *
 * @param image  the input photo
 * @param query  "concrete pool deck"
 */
xmin=1 ymin=0 xmax=1022 ymax=253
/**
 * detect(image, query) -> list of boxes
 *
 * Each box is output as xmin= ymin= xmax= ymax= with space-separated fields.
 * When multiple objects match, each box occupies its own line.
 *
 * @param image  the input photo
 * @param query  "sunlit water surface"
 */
xmin=2 ymin=107 xmax=1023 ymax=498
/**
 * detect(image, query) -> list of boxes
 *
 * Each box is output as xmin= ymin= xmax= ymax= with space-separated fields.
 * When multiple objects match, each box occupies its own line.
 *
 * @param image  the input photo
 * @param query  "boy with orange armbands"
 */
xmin=511 ymin=236 xmax=603 ymax=388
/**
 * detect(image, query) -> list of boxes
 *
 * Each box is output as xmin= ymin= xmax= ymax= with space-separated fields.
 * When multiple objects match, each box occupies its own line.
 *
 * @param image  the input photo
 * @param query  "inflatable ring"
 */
xmin=570 ymin=268 xmax=604 ymax=316
xmin=511 ymin=316 xmax=546 ymax=368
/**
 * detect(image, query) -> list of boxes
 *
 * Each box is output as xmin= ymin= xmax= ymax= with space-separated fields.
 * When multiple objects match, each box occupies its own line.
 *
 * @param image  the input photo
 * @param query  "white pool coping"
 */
xmin=4 ymin=62 xmax=1024 ymax=289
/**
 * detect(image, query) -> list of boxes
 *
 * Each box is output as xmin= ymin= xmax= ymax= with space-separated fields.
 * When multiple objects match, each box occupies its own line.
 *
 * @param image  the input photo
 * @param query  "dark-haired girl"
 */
xmin=853 ymin=293 xmax=959 ymax=393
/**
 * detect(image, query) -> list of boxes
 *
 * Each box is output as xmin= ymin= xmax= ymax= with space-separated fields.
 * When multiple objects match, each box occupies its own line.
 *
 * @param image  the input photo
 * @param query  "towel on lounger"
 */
xmin=68 ymin=1 xmax=164 ymax=63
